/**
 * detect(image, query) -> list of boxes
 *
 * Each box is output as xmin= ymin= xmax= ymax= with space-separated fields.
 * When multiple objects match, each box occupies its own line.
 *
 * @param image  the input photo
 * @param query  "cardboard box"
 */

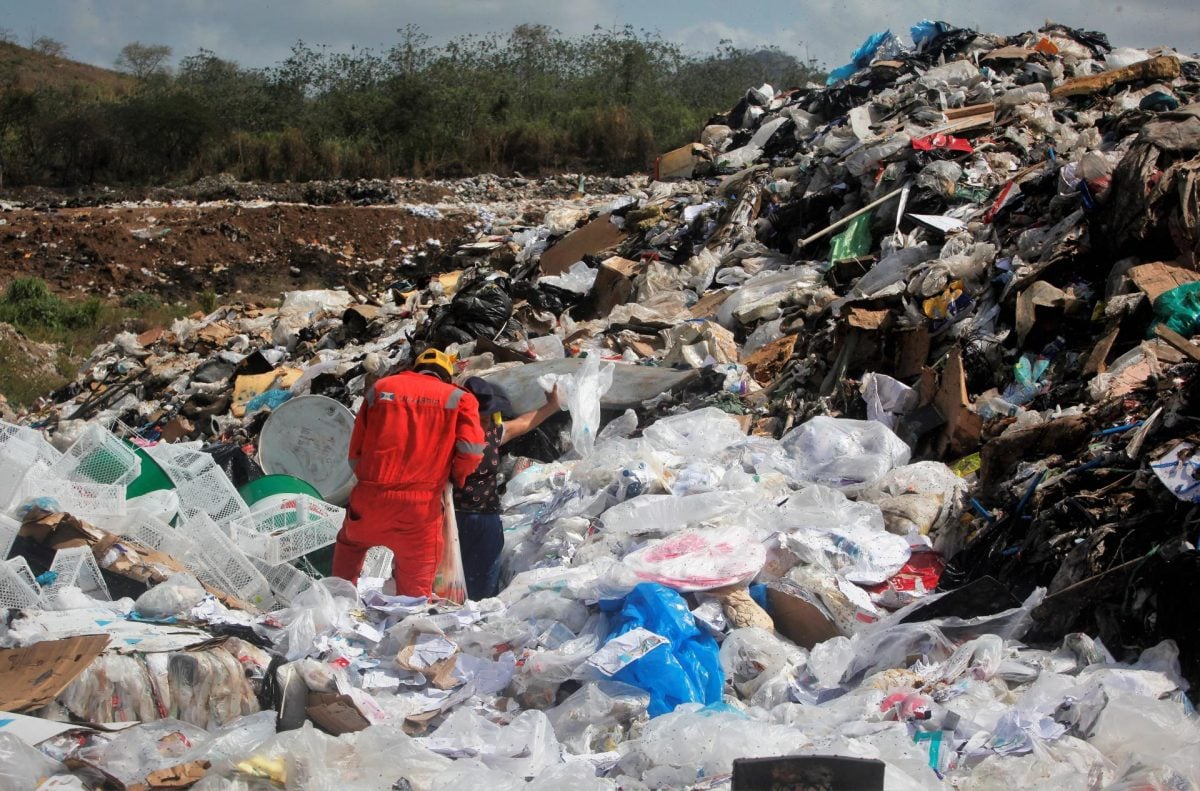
xmin=653 ymin=143 xmax=712 ymax=181
xmin=0 ymin=634 xmax=110 ymax=711
xmin=589 ymin=256 xmax=645 ymax=318
xmin=539 ymin=214 xmax=626 ymax=276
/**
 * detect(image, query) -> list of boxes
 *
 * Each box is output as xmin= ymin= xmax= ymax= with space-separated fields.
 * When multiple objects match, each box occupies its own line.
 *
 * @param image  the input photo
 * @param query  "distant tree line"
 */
xmin=0 ymin=25 xmax=824 ymax=187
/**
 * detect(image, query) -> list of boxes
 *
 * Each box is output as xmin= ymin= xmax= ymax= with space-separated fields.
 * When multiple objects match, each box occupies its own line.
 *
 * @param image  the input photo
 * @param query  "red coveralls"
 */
xmin=332 ymin=371 xmax=485 ymax=596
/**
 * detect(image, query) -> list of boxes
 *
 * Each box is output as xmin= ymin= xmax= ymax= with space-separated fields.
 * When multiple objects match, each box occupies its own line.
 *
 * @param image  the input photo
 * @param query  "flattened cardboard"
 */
xmin=589 ymin=256 xmax=646 ymax=318
xmin=539 ymin=214 xmax=626 ymax=276
xmin=654 ymin=143 xmax=711 ymax=181
xmin=1129 ymin=262 xmax=1200 ymax=303
xmin=0 ymin=634 xmax=110 ymax=711
xmin=1052 ymin=55 xmax=1181 ymax=98
xmin=766 ymin=580 xmax=842 ymax=650
xmin=306 ymin=692 xmax=370 ymax=735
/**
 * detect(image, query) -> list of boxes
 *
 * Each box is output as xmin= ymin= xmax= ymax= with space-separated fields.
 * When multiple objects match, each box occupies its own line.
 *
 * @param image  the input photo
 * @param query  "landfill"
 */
xmin=2 ymin=18 xmax=1200 ymax=791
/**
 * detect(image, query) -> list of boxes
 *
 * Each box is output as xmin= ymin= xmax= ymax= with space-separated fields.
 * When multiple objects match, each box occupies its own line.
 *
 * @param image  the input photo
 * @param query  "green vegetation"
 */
xmin=0 ymin=278 xmax=202 ymax=407
xmin=0 ymin=25 xmax=824 ymax=187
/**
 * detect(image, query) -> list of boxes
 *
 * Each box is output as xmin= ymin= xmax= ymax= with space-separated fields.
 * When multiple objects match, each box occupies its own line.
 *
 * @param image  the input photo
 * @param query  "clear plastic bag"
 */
xmin=624 ymin=526 xmax=766 ymax=592
xmin=433 ymin=484 xmax=467 ymax=603
xmin=538 ymin=356 xmax=614 ymax=458
xmin=546 ymin=680 xmax=650 ymax=754
xmin=719 ymin=627 xmax=806 ymax=708
xmin=134 ymin=572 xmax=208 ymax=619
xmin=0 ymin=732 xmax=65 ymax=791
xmin=779 ymin=416 xmax=911 ymax=494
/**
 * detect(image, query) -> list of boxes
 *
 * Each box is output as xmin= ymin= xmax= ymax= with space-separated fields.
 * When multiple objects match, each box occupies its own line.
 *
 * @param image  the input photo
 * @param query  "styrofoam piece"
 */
xmin=15 ymin=477 xmax=127 ymax=520
xmin=50 ymin=422 xmax=141 ymax=487
xmin=147 ymin=444 xmax=250 ymax=529
xmin=93 ymin=510 xmax=195 ymax=560
xmin=0 ymin=557 xmax=42 ymax=609
xmin=44 ymin=546 xmax=111 ymax=602
xmin=180 ymin=513 xmax=273 ymax=609
xmin=257 ymin=395 xmax=356 ymax=505
xmin=249 ymin=556 xmax=316 ymax=606
xmin=233 ymin=495 xmax=344 ymax=564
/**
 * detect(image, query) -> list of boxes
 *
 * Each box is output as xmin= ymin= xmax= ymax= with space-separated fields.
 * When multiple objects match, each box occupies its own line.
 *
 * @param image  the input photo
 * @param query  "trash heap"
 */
xmin=2 ymin=17 xmax=1200 ymax=791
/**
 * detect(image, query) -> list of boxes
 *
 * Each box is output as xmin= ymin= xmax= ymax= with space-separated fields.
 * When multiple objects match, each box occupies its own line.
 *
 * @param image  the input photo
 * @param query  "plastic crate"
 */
xmin=180 ymin=513 xmax=273 ymax=609
xmin=361 ymin=545 xmax=395 ymax=579
xmin=233 ymin=495 xmax=344 ymax=564
xmin=44 ymin=546 xmax=111 ymax=602
xmin=0 ymin=557 xmax=42 ymax=609
xmin=15 ymin=477 xmax=127 ymax=520
xmin=249 ymin=556 xmax=316 ymax=606
xmin=93 ymin=510 xmax=195 ymax=560
xmin=148 ymin=445 xmax=250 ymax=529
xmin=0 ymin=513 xmax=19 ymax=559
xmin=0 ymin=420 xmax=62 ymax=468
xmin=0 ymin=422 xmax=62 ymax=510
xmin=50 ymin=423 xmax=141 ymax=487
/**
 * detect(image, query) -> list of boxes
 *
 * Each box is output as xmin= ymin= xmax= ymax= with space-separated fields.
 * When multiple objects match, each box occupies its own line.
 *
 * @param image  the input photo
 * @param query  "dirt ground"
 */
xmin=0 ymin=203 xmax=476 ymax=304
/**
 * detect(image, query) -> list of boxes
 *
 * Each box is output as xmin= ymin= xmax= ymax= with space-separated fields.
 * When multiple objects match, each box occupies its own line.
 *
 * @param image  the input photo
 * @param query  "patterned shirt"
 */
xmin=454 ymin=416 xmax=503 ymax=513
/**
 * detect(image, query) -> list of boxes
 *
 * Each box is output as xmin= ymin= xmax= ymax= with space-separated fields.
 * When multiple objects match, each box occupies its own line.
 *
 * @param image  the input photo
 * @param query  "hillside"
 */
xmin=0 ymin=39 xmax=133 ymax=96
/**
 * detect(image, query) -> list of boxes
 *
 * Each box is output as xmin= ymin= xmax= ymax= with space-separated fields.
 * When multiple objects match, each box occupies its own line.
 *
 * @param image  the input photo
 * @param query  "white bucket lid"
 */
xmin=257 ymin=395 xmax=356 ymax=506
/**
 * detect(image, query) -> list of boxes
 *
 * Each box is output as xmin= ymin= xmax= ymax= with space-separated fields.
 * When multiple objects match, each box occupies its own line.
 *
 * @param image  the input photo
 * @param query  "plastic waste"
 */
xmin=1153 ymin=281 xmax=1200 ymax=338
xmin=623 ymin=526 xmax=766 ymax=592
xmin=597 ymin=583 xmax=723 ymax=716
xmin=433 ymin=484 xmax=467 ymax=603
xmin=538 ymin=355 xmax=614 ymax=458
xmin=546 ymin=680 xmax=650 ymax=754
xmin=134 ymin=572 xmax=208 ymax=619
xmin=780 ymin=416 xmax=911 ymax=494
xmin=0 ymin=732 xmax=65 ymax=791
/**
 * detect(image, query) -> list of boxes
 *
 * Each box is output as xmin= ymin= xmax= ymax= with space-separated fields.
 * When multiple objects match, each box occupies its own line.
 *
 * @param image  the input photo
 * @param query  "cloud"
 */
xmin=1 ymin=0 xmax=1196 ymax=73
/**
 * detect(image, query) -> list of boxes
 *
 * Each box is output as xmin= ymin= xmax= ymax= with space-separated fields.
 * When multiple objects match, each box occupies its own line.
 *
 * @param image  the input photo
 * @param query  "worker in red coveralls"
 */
xmin=332 ymin=348 xmax=485 ymax=597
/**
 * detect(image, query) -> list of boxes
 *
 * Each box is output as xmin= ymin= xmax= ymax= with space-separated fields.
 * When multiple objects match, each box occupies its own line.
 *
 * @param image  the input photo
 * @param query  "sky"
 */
xmin=1 ymin=0 xmax=1197 ymax=74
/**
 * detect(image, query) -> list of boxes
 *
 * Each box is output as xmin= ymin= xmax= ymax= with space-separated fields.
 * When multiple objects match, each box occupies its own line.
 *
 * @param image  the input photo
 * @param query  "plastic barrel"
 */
xmin=125 ymin=447 xmax=174 ymax=499
xmin=257 ymin=395 xmax=356 ymax=506
xmin=238 ymin=474 xmax=323 ymax=507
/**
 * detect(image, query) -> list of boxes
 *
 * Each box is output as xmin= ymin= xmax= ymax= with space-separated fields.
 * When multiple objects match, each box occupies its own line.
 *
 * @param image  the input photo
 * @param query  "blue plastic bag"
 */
xmin=599 ymin=583 xmax=724 ymax=717
xmin=826 ymin=30 xmax=897 ymax=85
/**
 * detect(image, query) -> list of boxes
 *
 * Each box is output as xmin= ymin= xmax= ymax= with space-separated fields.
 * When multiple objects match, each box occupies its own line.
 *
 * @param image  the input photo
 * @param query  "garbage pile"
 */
xmin=2 ymin=17 xmax=1200 ymax=791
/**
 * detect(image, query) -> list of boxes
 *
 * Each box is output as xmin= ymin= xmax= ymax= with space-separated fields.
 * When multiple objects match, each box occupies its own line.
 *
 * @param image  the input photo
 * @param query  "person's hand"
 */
xmin=545 ymin=385 xmax=563 ymax=411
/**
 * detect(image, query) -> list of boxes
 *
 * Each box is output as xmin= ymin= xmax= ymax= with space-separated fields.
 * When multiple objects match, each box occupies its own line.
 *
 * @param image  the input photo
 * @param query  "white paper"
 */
xmin=586 ymin=627 xmax=668 ymax=676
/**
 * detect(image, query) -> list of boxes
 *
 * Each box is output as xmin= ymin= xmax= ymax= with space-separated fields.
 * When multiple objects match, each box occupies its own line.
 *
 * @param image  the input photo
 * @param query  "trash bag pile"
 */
xmin=2 ymin=18 xmax=1200 ymax=790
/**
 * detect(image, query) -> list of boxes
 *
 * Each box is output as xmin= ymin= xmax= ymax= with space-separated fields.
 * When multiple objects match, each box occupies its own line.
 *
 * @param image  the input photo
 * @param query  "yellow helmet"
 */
xmin=414 ymin=348 xmax=455 ymax=379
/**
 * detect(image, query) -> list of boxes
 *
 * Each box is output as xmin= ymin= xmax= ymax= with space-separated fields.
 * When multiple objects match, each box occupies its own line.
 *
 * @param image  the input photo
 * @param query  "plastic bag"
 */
xmin=538 ymin=355 xmax=614 ymax=458
xmin=597 ymin=583 xmax=723 ymax=717
xmin=424 ymin=709 xmax=563 ymax=778
xmin=134 ymin=572 xmax=208 ymax=619
xmin=780 ymin=416 xmax=911 ymax=494
xmin=0 ymin=732 xmax=64 ymax=791
xmin=433 ymin=484 xmax=467 ymax=603
xmin=719 ymin=627 xmax=806 ymax=708
xmin=546 ymin=680 xmax=650 ymax=754
xmin=829 ymin=213 xmax=873 ymax=262
xmin=624 ymin=526 xmax=766 ymax=592
xmin=1154 ymin=281 xmax=1200 ymax=338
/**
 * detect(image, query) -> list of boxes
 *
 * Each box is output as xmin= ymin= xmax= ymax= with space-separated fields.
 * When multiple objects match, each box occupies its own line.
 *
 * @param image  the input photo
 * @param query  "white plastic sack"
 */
xmin=780 ymin=416 xmax=911 ymax=494
xmin=538 ymin=356 xmax=614 ymax=458
xmin=624 ymin=526 xmax=766 ymax=591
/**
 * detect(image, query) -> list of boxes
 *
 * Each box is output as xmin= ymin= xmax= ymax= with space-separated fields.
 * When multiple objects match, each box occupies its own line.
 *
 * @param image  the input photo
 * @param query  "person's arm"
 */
xmin=450 ymin=390 xmax=486 ymax=488
xmin=500 ymin=387 xmax=561 ymax=445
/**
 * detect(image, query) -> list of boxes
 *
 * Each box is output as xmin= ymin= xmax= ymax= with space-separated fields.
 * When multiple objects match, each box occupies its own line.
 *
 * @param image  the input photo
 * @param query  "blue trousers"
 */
xmin=457 ymin=511 xmax=503 ymax=600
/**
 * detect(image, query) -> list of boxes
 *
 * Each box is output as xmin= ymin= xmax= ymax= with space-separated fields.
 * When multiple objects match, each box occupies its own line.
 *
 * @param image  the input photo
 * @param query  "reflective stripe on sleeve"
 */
xmin=455 ymin=440 xmax=485 ymax=455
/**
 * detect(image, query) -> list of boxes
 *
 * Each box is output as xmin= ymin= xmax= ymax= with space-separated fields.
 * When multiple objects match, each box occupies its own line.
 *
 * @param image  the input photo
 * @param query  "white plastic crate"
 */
xmin=93 ymin=510 xmax=196 ymax=561
xmin=0 ymin=422 xmax=61 ymax=511
xmin=0 ymin=513 xmax=19 ymax=559
xmin=0 ymin=557 xmax=42 ymax=609
xmin=180 ymin=513 xmax=273 ymax=609
xmin=249 ymin=556 xmax=316 ymax=606
xmin=362 ymin=545 xmax=395 ymax=579
xmin=50 ymin=423 xmax=140 ymax=487
xmin=233 ymin=495 xmax=344 ymax=564
xmin=15 ymin=477 xmax=127 ymax=520
xmin=44 ymin=546 xmax=111 ymax=602
xmin=148 ymin=445 xmax=250 ymax=529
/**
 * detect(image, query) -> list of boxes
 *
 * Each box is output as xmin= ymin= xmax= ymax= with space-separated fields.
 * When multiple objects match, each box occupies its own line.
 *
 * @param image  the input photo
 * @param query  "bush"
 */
xmin=0 ymin=278 xmax=102 ymax=331
xmin=121 ymin=292 xmax=160 ymax=311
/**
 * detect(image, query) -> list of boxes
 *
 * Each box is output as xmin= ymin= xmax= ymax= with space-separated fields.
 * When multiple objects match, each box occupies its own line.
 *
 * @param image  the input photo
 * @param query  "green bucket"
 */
xmin=238 ymin=474 xmax=323 ymax=506
xmin=125 ymin=447 xmax=174 ymax=499
xmin=239 ymin=474 xmax=335 ymax=578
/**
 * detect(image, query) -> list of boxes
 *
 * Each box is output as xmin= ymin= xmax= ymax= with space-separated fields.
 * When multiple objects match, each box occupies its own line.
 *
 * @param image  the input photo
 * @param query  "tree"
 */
xmin=31 ymin=36 xmax=66 ymax=58
xmin=115 ymin=41 xmax=173 ymax=79
xmin=0 ymin=28 xmax=16 ymax=44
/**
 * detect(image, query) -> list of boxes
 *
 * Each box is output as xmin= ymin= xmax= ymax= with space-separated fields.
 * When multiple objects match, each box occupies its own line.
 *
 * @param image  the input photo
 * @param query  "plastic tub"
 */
xmin=257 ymin=395 xmax=356 ymax=506
xmin=238 ymin=474 xmax=322 ymax=507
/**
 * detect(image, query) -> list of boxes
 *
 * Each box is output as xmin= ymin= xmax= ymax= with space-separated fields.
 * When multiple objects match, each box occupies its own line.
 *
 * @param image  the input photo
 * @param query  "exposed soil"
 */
xmin=0 ymin=203 xmax=476 ymax=303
